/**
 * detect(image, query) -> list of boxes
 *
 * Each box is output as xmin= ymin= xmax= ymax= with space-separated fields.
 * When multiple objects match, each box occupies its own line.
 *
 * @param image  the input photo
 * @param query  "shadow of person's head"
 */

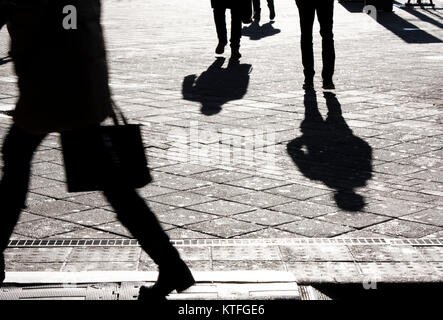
xmin=182 ymin=58 xmax=252 ymax=116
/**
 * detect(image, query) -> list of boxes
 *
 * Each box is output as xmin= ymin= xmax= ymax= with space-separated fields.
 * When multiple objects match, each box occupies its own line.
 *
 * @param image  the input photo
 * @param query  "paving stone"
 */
xmin=335 ymin=229 xmax=393 ymax=238
xmin=286 ymin=262 xmax=362 ymax=283
xmin=401 ymin=207 xmax=443 ymax=227
xmin=271 ymin=201 xmax=338 ymax=218
xmin=213 ymin=261 xmax=286 ymax=271
xmin=25 ymin=199 xmax=91 ymax=217
xmin=227 ymin=176 xmax=290 ymax=191
xmin=166 ymin=228 xmax=217 ymax=239
xmin=137 ymin=185 xmax=177 ymax=198
xmin=68 ymin=247 xmax=141 ymax=262
xmin=212 ymin=246 xmax=281 ymax=261
xmin=157 ymin=163 xmax=216 ymax=176
xmin=318 ymin=211 xmax=390 ymax=229
xmin=17 ymin=212 xmax=44 ymax=224
xmin=5 ymin=248 xmax=72 ymax=263
xmin=192 ymin=184 xmax=251 ymax=198
xmin=278 ymin=219 xmax=354 ymax=238
xmin=229 ymin=191 xmax=292 ymax=208
xmin=348 ymin=245 xmax=426 ymax=262
xmin=65 ymin=193 xmax=109 ymax=208
xmin=55 ymin=228 xmax=127 ymax=239
xmin=187 ymin=200 xmax=255 ymax=217
xmin=187 ymin=218 xmax=263 ymax=238
xmin=157 ymin=208 xmax=214 ymax=226
xmin=59 ymin=209 xmax=117 ymax=227
xmin=62 ymin=262 xmax=138 ymax=272
xmin=152 ymin=173 xmax=213 ymax=190
xmin=190 ymin=169 xmax=251 ymax=183
xmin=364 ymin=199 xmax=430 ymax=217
xmin=280 ymin=245 xmax=354 ymax=262
xmin=366 ymin=220 xmax=441 ymax=238
xmin=150 ymin=191 xmax=214 ymax=207
xmin=4 ymin=262 xmax=63 ymax=272
xmin=265 ymin=184 xmax=331 ymax=200
xmin=233 ymin=209 xmax=301 ymax=227
xmin=12 ymin=218 xmax=81 ymax=238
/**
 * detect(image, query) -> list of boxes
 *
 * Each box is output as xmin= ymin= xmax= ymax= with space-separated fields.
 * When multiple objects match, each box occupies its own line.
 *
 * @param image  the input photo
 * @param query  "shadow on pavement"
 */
xmin=339 ymin=1 xmax=442 ymax=43
xmin=242 ymin=21 xmax=281 ymax=40
xmin=182 ymin=57 xmax=252 ymax=116
xmin=287 ymin=91 xmax=373 ymax=212
xmin=313 ymin=282 xmax=443 ymax=300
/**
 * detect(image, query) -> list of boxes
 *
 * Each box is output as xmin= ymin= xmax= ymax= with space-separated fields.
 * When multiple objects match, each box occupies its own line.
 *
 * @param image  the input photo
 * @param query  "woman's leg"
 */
xmin=102 ymin=186 xmax=180 ymax=267
xmin=0 ymin=125 xmax=46 ymax=282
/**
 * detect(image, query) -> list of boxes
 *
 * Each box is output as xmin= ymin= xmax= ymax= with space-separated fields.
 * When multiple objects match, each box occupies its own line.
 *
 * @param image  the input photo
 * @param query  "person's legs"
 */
xmin=268 ymin=0 xmax=275 ymax=20
xmin=0 ymin=125 xmax=46 ymax=283
xmin=230 ymin=7 xmax=242 ymax=58
xmin=213 ymin=6 xmax=228 ymax=53
xmin=102 ymin=184 xmax=194 ymax=298
xmin=295 ymin=0 xmax=316 ymax=87
xmin=316 ymin=0 xmax=335 ymax=86
xmin=252 ymin=0 xmax=261 ymax=21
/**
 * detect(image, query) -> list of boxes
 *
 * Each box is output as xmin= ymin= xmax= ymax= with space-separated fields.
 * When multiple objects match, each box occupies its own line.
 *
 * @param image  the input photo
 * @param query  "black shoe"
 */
xmin=322 ymin=80 xmax=335 ymax=90
xmin=303 ymin=80 xmax=314 ymax=90
xmin=231 ymin=49 xmax=242 ymax=60
xmin=138 ymin=259 xmax=195 ymax=300
xmin=215 ymin=42 xmax=226 ymax=55
xmin=269 ymin=8 xmax=276 ymax=20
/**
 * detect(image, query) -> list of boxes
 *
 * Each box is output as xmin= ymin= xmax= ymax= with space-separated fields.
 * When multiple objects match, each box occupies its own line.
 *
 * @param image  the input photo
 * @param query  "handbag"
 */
xmin=61 ymin=102 xmax=152 ymax=192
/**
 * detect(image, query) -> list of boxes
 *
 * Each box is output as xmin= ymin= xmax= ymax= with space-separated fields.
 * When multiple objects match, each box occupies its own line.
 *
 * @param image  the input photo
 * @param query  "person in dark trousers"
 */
xmin=252 ymin=0 xmax=275 ymax=22
xmin=211 ymin=0 xmax=243 ymax=59
xmin=0 ymin=0 xmax=194 ymax=300
xmin=295 ymin=0 xmax=336 ymax=90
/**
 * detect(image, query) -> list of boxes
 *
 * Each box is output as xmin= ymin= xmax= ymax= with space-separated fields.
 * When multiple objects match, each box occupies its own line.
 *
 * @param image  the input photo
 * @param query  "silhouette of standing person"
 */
xmin=252 ymin=0 xmax=275 ymax=22
xmin=0 ymin=0 xmax=194 ymax=300
xmin=211 ymin=0 xmax=244 ymax=59
xmin=295 ymin=0 xmax=336 ymax=90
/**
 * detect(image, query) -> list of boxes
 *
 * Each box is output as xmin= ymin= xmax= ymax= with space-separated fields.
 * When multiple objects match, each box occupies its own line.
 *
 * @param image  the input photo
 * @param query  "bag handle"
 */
xmin=110 ymin=99 xmax=128 ymax=126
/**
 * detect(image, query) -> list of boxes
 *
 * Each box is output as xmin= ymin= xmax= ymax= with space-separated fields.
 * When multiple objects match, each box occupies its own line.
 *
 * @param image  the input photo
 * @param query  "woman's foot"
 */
xmin=138 ymin=259 xmax=195 ymax=300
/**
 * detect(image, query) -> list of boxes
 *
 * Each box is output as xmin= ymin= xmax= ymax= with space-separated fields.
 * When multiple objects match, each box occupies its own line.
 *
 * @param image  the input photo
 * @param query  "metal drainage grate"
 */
xmin=7 ymin=238 xmax=443 ymax=248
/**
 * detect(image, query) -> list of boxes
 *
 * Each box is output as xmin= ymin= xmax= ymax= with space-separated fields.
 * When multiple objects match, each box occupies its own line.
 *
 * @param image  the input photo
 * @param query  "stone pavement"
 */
xmin=0 ymin=0 xmax=443 ymax=299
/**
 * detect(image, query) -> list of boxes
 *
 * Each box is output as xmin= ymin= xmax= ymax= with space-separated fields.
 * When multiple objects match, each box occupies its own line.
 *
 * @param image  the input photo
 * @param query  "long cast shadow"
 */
xmin=182 ymin=57 xmax=252 ymax=116
xmin=242 ymin=21 xmax=281 ymax=41
xmin=287 ymin=91 xmax=373 ymax=211
xmin=339 ymin=1 xmax=442 ymax=43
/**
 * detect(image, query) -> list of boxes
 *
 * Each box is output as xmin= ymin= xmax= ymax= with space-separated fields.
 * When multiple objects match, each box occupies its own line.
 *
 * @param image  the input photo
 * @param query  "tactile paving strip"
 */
xmin=7 ymin=238 xmax=443 ymax=248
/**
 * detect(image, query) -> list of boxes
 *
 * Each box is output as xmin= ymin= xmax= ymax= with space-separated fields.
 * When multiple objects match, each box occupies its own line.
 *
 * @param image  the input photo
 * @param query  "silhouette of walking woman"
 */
xmin=0 ymin=0 xmax=194 ymax=300
xmin=287 ymin=92 xmax=372 ymax=211
xmin=295 ymin=0 xmax=336 ymax=90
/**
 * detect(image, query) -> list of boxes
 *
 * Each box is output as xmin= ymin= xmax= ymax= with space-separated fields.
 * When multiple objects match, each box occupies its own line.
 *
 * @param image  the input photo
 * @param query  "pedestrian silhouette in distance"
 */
xmin=211 ymin=0 xmax=244 ymax=59
xmin=182 ymin=57 xmax=252 ymax=116
xmin=252 ymin=0 xmax=276 ymax=22
xmin=0 ymin=0 xmax=194 ymax=300
xmin=287 ymin=91 xmax=373 ymax=212
xmin=242 ymin=20 xmax=281 ymax=41
xmin=295 ymin=0 xmax=336 ymax=90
